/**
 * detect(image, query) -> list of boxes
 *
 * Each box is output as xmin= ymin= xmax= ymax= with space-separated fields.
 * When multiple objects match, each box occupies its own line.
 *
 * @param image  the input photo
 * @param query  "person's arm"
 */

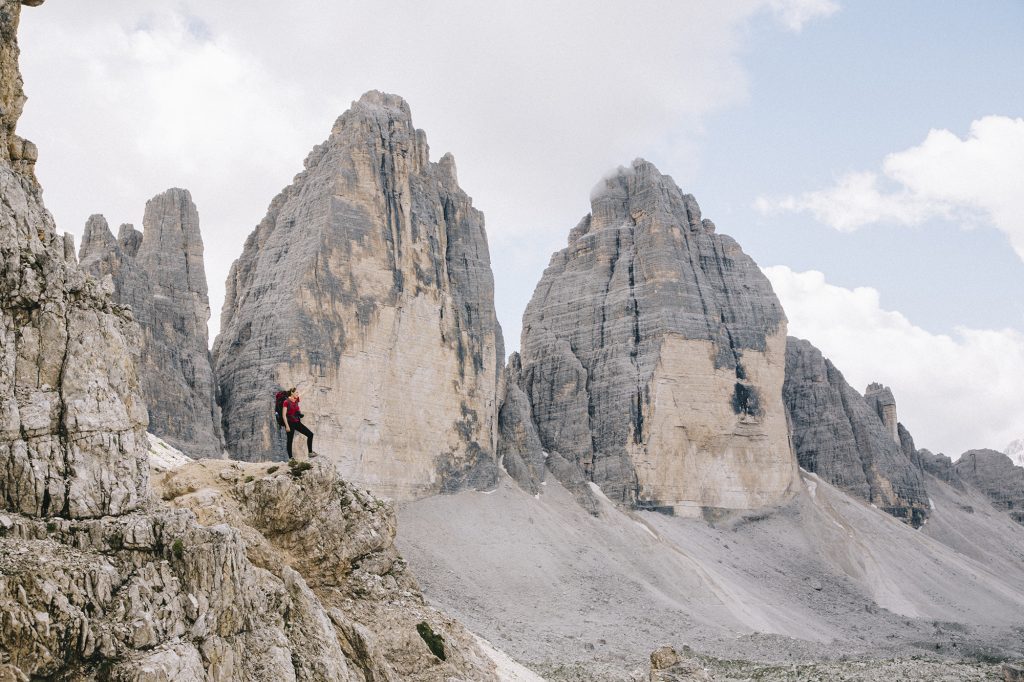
xmin=282 ymin=404 xmax=290 ymax=431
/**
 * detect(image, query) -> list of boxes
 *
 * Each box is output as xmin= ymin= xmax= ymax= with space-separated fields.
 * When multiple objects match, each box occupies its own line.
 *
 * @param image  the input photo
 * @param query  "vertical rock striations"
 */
xmin=0 ymin=0 xmax=148 ymax=520
xmin=214 ymin=91 xmax=503 ymax=499
xmin=509 ymin=159 xmax=799 ymax=514
xmin=953 ymin=449 xmax=1024 ymax=524
xmin=783 ymin=337 xmax=929 ymax=526
xmin=0 ymin=11 xmax=501 ymax=678
xmin=78 ymin=189 xmax=223 ymax=458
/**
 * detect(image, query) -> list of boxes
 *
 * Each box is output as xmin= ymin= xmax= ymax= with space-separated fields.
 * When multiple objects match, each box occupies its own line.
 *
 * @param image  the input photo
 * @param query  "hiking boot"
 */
xmin=309 ymin=451 xmax=319 ymax=458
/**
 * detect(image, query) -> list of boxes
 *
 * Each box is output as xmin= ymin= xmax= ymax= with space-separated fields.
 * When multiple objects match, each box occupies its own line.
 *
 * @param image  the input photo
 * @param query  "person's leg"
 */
xmin=286 ymin=427 xmax=295 ymax=459
xmin=293 ymin=421 xmax=314 ymax=453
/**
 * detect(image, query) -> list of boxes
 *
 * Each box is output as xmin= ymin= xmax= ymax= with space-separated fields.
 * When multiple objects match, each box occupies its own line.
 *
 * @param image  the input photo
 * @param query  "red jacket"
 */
xmin=284 ymin=397 xmax=302 ymax=424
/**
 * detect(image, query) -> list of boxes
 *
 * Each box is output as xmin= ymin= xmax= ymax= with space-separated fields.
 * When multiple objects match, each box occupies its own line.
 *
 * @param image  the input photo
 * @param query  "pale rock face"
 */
xmin=0 ymin=1 xmax=148 ymax=519
xmin=0 ymin=10 xmax=500 ymax=678
xmin=510 ymin=159 xmax=799 ymax=514
xmin=79 ymin=190 xmax=223 ymax=459
xmin=214 ymin=91 xmax=503 ymax=499
xmin=783 ymin=337 xmax=929 ymax=526
xmin=953 ymin=449 xmax=1024 ymax=525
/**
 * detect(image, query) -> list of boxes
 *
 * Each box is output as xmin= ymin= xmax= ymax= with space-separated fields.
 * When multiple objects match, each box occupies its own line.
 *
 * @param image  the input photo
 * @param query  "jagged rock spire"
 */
xmin=506 ymin=158 xmax=798 ymax=514
xmin=214 ymin=91 xmax=503 ymax=498
xmin=79 ymin=189 xmax=224 ymax=458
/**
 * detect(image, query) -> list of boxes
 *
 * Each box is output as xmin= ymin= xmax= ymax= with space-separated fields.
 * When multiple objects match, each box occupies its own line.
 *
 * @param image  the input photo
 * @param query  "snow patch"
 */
xmin=804 ymin=479 xmax=818 ymax=499
xmin=929 ymin=497 xmax=935 ymax=510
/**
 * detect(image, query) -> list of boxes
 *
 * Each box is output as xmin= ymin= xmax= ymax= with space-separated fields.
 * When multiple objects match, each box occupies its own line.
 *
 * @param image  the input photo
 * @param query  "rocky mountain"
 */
xmin=782 ymin=337 xmax=929 ymax=526
xmin=954 ymin=449 xmax=1024 ymax=524
xmin=78 ymin=189 xmax=224 ymax=458
xmin=214 ymin=92 xmax=503 ymax=500
xmin=505 ymin=159 xmax=799 ymax=514
xmin=0 ymin=6 xmax=502 ymax=679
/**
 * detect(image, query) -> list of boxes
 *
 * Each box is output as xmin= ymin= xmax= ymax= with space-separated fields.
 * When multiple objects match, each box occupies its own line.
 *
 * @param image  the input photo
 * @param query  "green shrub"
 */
xmin=244 ymin=475 xmax=254 ymax=483
xmin=171 ymin=538 xmax=184 ymax=560
xmin=416 ymin=621 xmax=446 ymax=661
xmin=267 ymin=466 xmax=279 ymax=474
xmin=289 ymin=461 xmax=313 ymax=477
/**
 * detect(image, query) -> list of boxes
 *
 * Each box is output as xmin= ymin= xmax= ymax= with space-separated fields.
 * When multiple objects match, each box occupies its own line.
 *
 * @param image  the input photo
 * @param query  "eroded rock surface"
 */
xmin=783 ymin=337 xmax=929 ymax=526
xmin=508 ymin=159 xmax=799 ymax=514
xmin=214 ymin=91 xmax=503 ymax=499
xmin=79 ymin=189 xmax=223 ymax=458
xmin=0 ymin=1 xmax=148 ymax=520
xmin=954 ymin=449 xmax=1024 ymax=524
xmin=0 ymin=8 xmax=501 ymax=679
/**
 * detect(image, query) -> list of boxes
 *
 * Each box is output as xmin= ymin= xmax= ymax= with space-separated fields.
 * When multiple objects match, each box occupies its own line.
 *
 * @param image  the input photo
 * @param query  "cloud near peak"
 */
xmin=756 ymin=116 xmax=1024 ymax=261
xmin=765 ymin=265 xmax=1024 ymax=458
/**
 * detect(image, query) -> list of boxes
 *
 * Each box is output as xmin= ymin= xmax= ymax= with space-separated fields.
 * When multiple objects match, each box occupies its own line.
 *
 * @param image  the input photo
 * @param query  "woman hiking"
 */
xmin=282 ymin=387 xmax=317 ymax=460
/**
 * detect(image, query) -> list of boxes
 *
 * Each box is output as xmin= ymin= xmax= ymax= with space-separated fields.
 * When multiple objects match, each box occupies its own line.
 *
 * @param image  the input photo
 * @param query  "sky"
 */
xmin=16 ymin=1 xmax=1024 ymax=458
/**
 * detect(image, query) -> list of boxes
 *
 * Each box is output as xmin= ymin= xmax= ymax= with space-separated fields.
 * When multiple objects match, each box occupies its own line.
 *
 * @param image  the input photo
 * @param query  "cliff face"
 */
xmin=0 ymin=0 xmax=149 ymax=520
xmin=213 ymin=92 xmax=503 ymax=499
xmin=509 ymin=159 xmax=799 ymax=515
xmin=783 ymin=337 xmax=929 ymax=526
xmin=954 ymin=449 xmax=1024 ymax=524
xmin=79 ymin=189 xmax=223 ymax=458
xmin=0 ymin=8 xmax=499 ymax=679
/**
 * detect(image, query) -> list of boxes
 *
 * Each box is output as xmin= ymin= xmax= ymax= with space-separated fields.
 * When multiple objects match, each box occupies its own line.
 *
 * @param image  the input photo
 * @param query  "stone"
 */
xmin=214 ymin=91 xmax=503 ymax=499
xmin=497 ymin=352 xmax=600 ymax=513
xmin=0 ymin=10 xmax=502 ymax=679
xmin=648 ymin=646 xmax=712 ymax=681
xmin=78 ymin=190 xmax=224 ymax=459
xmin=0 ymin=1 xmax=148 ymax=519
xmin=1004 ymin=662 xmax=1024 ymax=682
xmin=864 ymin=382 xmax=899 ymax=444
xmin=508 ymin=159 xmax=799 ymax=514
xmin=954 ymin=449 xmax=1024 ymax=525
xmin=783 ymin=337 xmax=929 ymax=526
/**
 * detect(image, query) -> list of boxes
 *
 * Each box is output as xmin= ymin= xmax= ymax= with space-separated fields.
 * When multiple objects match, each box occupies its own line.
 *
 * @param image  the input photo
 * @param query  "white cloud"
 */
xmin=765 ymin=265 xmax=1024 ymax=458
xmin=755 ymin=116 xmax=1024 ymax=261
xmin=768 ymin=0 xmax=840 ymax=32
xmin=16 ymin=2 xmax=836 ymax=348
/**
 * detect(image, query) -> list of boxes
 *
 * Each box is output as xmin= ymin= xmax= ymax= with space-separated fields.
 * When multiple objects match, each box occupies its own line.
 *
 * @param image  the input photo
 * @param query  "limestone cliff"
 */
xmin=783 ymin=337 xmax=929 ymax=526
xmin=1 ymin=0 xmax=148 ymax=520
xmin=0 ymin=7 xmax=500 ymax=678
xmin=508 ymin=159 xmax=799 ymax=514
xmin=214 ymin=91 xmax=503 ymax=499
xmin=953 ymin=449 xmax=1024 ymax=525
xmin=79 ymin=189 xmax=223 ymax=458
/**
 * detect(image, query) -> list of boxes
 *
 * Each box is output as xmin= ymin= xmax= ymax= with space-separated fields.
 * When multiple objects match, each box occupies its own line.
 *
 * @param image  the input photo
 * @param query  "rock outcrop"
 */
xmin=953 ymin=449 xmax=1024 ymax=524
xmin=507 ymin=159 xmax=799 ymax=514
xmin=0 ymin=9 xmax=500 ymax=679
xmin=214 ymin=91 xmax=503 ymax=499
xmin=79 ymin=189 xmax=223 ymax=458
xmin=783 ymin=337 xmax=929 ymax=526
xmin=497 ymin=352 xmax=599 ymax=514
xmin=1 ymin=0 xmax=148 ymax=520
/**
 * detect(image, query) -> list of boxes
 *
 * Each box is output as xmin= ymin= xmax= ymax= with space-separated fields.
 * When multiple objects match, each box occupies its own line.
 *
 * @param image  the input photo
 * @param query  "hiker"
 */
xmin=281 ymin=387 xmax=317 ymax=459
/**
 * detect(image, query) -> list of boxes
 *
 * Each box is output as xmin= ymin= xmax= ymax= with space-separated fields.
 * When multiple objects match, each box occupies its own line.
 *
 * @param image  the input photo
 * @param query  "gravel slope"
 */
xmin=396 ymin=471 xmax=1024 ymax=679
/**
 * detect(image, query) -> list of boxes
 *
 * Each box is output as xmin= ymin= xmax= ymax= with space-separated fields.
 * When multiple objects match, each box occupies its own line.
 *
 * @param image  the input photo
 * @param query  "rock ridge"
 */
xmin=783 ymin=337 xmax=929 ymax=526
xmin=79 ymin=189 xmax=224 ymax=458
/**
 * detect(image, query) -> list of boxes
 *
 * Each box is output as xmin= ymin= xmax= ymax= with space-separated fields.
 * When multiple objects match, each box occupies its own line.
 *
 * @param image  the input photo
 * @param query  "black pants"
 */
xmin=286 ymin=420 xmax=313 ymax=458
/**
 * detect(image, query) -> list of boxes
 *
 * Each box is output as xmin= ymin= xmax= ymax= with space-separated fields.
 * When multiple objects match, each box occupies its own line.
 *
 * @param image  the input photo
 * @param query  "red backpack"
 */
xmin=274 ymin=390 xmax=288 ymax=430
